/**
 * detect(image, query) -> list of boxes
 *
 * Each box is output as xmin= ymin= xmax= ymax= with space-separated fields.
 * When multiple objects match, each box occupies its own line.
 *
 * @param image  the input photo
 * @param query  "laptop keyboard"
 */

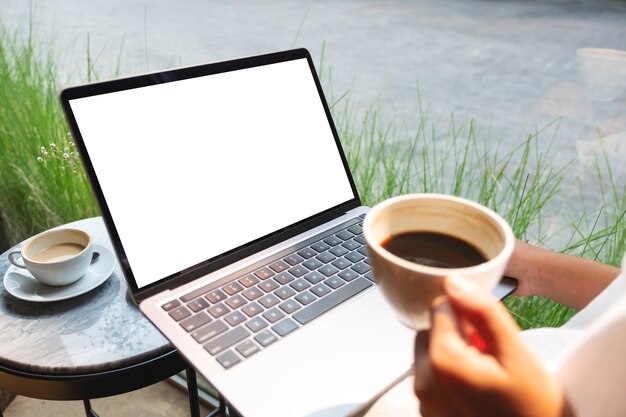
xmin=160 ymin=214 xmax=375 ymax=369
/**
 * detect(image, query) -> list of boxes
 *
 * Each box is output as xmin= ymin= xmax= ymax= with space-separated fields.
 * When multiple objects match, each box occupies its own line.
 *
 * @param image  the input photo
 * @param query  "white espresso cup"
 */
xmin=363 ymin=193 xmax=514 ymax=330
xmin=8 ymin=228 xmax=93 ymax=286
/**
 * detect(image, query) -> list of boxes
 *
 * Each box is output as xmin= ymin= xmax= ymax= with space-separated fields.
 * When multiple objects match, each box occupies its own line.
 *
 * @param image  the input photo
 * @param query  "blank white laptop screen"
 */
xmin=68 ymin=58 xmax=355 ymax=289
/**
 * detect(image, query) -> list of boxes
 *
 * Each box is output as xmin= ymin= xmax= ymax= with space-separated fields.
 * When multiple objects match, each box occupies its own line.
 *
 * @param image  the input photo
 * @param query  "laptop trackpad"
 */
xmin=229 ymin=288 xmax=415 ymax=417
xmin=304 ymin=287 xmax=414 ymax=380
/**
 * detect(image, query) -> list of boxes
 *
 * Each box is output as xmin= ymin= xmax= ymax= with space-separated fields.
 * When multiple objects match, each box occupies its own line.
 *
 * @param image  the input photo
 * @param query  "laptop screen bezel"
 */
xmin=59 ymin=48 xmax=361 ymax=303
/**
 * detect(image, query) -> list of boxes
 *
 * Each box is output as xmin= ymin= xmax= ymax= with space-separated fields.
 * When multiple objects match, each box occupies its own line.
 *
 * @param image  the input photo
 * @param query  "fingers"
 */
xmin=413 ymin=330 xmax=430 ymax=395
xmin=427 ymin=297 xmax=479 ymax=378
xmin=414 ymin=300 xmax=501 ymax=415
xmin=413 ymin=276 xmax=561 ymax=417
xmin=444 ymin=276 xmax=521 ymax=358
xmin=429 ymin=296 xmax=465 ymax=358
xmin=414 ymin=329 xmax=454 ymax=417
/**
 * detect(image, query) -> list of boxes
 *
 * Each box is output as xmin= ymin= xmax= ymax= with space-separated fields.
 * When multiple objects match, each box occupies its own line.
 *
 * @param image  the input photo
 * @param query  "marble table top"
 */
xmin=0 ymin=217 xmax=173 ymax=375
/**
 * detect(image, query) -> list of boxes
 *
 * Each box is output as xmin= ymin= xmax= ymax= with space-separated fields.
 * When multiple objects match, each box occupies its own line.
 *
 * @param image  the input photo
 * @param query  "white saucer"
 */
xmin=3 ymin=244 xmax=116 ymax=302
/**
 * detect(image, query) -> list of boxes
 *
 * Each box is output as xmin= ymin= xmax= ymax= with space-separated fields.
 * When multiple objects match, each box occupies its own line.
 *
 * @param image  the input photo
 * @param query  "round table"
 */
xmin=0 ymin=217 xmax=200 ymax=417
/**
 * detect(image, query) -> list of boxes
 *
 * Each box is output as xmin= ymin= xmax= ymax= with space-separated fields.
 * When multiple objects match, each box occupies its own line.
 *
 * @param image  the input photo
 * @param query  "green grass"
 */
xmin=332 ymin=94 xmax=624 ymax=329
xmin=334 ymin=94 xmax=567 ymax=240
xmin=0 ymin=26 xmax=99 ymax=249
xmin=1 ymin=26 xmax=624 ymax=330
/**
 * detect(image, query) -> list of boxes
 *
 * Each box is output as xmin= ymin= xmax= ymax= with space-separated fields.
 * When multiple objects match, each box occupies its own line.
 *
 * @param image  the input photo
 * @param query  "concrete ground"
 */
xmin=3 ymin=380 xmax=210 ymax=417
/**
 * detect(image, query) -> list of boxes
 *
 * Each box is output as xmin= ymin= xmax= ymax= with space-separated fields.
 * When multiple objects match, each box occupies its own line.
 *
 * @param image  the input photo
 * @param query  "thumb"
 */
xmin=444 ymin=276 xmax=522 ymax=360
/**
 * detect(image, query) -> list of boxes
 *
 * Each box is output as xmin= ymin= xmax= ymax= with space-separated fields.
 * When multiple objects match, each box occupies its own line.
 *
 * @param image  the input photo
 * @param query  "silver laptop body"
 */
xmin=60 ymin=49 xmax=415 ymax=417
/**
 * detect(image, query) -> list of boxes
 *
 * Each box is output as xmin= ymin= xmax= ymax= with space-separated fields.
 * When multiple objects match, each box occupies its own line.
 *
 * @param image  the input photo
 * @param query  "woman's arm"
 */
xmin=505 ymin=240 xmax=619 ymax=310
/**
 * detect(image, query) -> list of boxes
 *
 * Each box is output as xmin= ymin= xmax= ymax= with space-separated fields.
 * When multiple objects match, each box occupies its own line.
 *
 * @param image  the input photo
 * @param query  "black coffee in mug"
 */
xmin=381 ymin=231 xmax=487 ymax=268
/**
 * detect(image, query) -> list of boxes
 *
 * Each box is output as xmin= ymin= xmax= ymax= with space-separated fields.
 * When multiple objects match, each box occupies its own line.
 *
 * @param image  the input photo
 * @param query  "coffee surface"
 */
xmin=32 ymin=243 xmax=85 ymax=262
xmin=381 ymin=231 xmax=486 ymax=268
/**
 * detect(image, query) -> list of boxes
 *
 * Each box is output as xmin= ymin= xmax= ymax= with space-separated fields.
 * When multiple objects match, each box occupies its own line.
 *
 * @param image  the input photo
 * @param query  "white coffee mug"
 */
xmin=8 ymin=228 xmax=93 ymax=286
xmin=363 ymin=193 xmax=515 ymax=330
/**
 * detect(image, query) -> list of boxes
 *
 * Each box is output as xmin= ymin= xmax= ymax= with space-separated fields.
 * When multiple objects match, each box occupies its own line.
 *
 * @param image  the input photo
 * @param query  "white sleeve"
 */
xmin=555 ymin=255 xmax=626 ymax=417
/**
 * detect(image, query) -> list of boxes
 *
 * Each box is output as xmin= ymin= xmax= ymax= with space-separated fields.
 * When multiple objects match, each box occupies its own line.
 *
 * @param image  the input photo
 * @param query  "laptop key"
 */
xmin=279 ymin=300 xmax=301 ymax=314
xmin=253 ymin=267 xmax=274 ymax=280
xmin=345 ymin=251 xmax=365 ymax=263
xmin=336 ymin=230 xmax=354 ymax=241
xmin=323 ymin=235 xmax=342 ymax=246
xmin=283 ymin=253 xmax=303 ymax=266
xmin=169 ymin=306 xmax=192 ymax=321
xmin=310 ymin=283 xmax=331 ymax=297
xmin=254 ymin=330 xmax=278 ymax=347
xmin=353 ymin=234 xmax=366 ymax=245
xmin=216 ymin=350 xmax=241 ymax=369
xmin=338 ymin=268 xmax=359 ymax=282
xmin=224 ymin=311 xmax=247 ymax=327
xmin=302 ymin=258 xmax=323 ymax=270
xmin=295 ymin=291 xmax=315 ymax=305
xmin=258 ymin=294 xmax=280 ymax=309
xmin=331 ymin=258 xmax=352 ymax=270
xmin=348 ymin=225 xmax=363 ymax=235
xmin=274 ymin=286 xmax=296 ymax=300
xmin=225 ymin=294 xmax=247 ymax=309
xmin=329 ymin=245 xmax=349 ymax=257
xmin=357 ymin=246 xmax=369 ymax=256
xmin=242 ymin=287 xmax=263 ymax=301
xmin=311 ymin=242 xmax=330 ymax=253
xmin=263 ymin=308 xmax=285 ymax=323
xmin=208 ymin=303 xmax=230 ymax=318
xmin=223 ymin=282 xmax=244 ymax=296
xmin=288 ymin=265 xmax=308 ymax=277
xmin=206 ymin=289 xmax=227 ymax=304
xmin=204 ymin=326 xmax=250 ymax=356
xmin=364 ymin=272 xmax=376 ymax=283
xmin=351 ymin=262 xmax=371 ymax=274
xmin=324 ymin=276 xmax=346 ymax=289
xmin=342 ymin=239 xmax=360 ymax=250
xmin=272 ymin=318 xmax=299 ymax=337
xmin=259 ymin=279 xmax=280 ymax=293
xmin=236 ymin=340 xmax=260 ymax=358
xmin=293 ymin=277 xmax=373 ymax=325
xmin=297 ymin=247 xmax=317 ymax=259
xmin=274 ymin=272 xmax=295 ymax=285
xmin=187 ymin=298 xmax=209 ymax=312
xmin=304 ymin=271 xmax=325 ymax=284
xmin=318 ymin=264 xmax=339 ymax=277
xmin=241 ymin=301 xmax=263 ymax=317
xmin=289 ymin=278 xmax=311 ymax=292
xmin=180 ymin=311 xmax=212 ymax=332
xmin=245 ymin=317 xmax=269 ymax=333
xmin=269 ymin=260 xmax=289 ymax=273
xmin=239 ymin=274 xmax=260 ymax=288
xmin=191 ymin=320 xmax=228 ymax=344
xmin=161 ymin=299 xmax=181 ymax=311
xmin=315 ymin=252 xmax=336 ymax=264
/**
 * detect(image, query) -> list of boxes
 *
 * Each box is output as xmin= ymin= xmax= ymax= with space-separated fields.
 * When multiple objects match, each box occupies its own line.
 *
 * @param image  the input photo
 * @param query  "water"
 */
xmin=2 ymin=0 xmax=625 ymax=244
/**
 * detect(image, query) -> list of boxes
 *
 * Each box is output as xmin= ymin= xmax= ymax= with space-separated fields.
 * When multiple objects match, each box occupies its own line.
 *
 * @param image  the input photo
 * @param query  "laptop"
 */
xmin=60 ymin=48 xmax=517 ymax=417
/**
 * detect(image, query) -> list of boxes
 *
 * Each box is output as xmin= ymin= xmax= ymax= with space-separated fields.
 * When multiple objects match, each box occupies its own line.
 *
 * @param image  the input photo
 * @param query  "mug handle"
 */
xmin=8 ymin=251 xmax=27 ymax=269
